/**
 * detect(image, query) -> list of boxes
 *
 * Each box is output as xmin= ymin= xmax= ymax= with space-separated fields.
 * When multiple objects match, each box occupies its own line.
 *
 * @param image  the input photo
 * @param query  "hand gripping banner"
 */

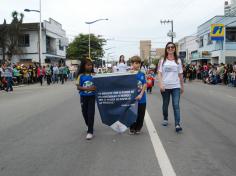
xmin=93 ymin=73 xmax=138 ymax=133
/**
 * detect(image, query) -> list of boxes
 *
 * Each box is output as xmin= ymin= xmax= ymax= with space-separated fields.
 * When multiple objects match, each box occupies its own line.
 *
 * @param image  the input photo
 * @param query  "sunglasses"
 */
xmin=167 ymin=46 xmax=175 ymax=50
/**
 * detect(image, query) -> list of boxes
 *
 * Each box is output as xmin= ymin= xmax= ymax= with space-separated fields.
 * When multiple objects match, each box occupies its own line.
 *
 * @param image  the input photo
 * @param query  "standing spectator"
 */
xmin=0 ymin=64 xmax=4 ymax=91
xmin=37 ymin=66 xmax=44 ymax=86
xmin=4 ymin=63 xmax=14 ymax=92
xmin=183 ymin=64 xmax=187 ymax=83
xmin=59 ymin=65 xmax=65 ymax=84
xmin=28 ymin=65 xmax=34 ymax=84
xmin=223 ymin=65 xmax=229 ymax=85
xmin=64 ymin=66 xmax=69 ymax=82
xmin=33 ymin=65 xmax=37 ymax=83
xmin=22 ymin=66 xmax=29 ymax=84
xmin=46 ymin=65 xmax=52 ymax=85
xmin=52 ymin=64 xmax=59 ymax=84
xmin=218 ymin=63 xmax=225 ymax=84
xmin=158 ymin=42 xmax=184 ymax=132
xmin=197 ymin=65 xmax=202 ymax=80
xmin=232 ymin=62 xmax=236 ymax=87
xmin=42 ymin=66 xmax=46 ymax=80
xmin=13 ymin=65 xmax=21 ymax=85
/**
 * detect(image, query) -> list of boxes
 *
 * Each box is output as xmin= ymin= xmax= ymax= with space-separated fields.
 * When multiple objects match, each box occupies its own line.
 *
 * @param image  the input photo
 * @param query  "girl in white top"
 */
xmin=158 ymin=42 xmax=184 ymax=132
xmin=117 ymin=55 xmax=128 ymax=73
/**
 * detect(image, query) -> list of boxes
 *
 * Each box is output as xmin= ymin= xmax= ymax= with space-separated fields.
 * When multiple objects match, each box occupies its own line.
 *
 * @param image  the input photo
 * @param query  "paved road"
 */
xmin=0 ymin=82 xmax=235 ymax=176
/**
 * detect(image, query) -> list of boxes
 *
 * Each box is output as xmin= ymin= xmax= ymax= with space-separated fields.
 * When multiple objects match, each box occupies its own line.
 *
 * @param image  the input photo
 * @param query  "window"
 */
xmin=199 ymin=36 xmax=204 ymax=48
xmin=19 ymin=34 xmax=30 ymax=47
xmin=59 ymin=40 xmax=64 ymax=51
xmin=226 ymin=27 xmax=236 ymax=42
xmin=207 ymin=33 xmax=212 ymax=45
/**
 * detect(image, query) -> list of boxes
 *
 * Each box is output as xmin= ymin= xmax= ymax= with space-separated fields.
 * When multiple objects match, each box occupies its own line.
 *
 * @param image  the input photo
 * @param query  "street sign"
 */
xmin=210 ymin=24 xmax=225 ymax=40
xmin=167 ymin=31 xmax=176 ymax=38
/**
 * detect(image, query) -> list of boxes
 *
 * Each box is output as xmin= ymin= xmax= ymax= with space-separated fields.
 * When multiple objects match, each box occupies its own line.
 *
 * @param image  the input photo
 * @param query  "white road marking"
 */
xmin=145 ymin=111 xmax=176 ymax=176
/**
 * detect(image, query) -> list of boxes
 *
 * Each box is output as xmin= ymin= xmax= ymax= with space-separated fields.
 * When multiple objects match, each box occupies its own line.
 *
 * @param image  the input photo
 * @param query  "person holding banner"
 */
xmin=129 ymin=56 xmax=147 ymax=135
xmin=76 ymin=58 xmax=96 ymax=140
xmin=158 ymin=42 xmax=184 ymax=133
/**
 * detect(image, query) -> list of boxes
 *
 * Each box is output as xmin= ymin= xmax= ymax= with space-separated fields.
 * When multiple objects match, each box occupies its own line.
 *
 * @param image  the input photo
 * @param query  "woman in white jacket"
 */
xmin=117 ymin=55 xmax=128 ymax=73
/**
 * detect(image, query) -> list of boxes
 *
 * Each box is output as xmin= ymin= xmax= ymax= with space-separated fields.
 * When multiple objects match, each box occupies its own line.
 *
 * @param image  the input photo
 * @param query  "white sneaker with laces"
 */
xmin=86 ymin=133 xmax=93 ymax=140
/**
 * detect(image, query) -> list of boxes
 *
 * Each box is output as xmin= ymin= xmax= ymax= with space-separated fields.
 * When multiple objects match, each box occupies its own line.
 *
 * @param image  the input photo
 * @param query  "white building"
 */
xmin=225 ymin=1 xmax=231 ymax=16
xmin=230 ymin=0 xmax=236 ymax=15
xmin=196 ymin=16 xmax=236 ymax=65
xmin=0 ymin=18 xmax=68 ymax=65
xmin=178 ymin=36 xmax=198 ymax=64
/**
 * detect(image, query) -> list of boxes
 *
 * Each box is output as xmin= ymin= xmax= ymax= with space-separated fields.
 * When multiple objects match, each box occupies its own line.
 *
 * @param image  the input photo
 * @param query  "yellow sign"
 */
xmin=210 ymin=24 xmax=225 ymax=40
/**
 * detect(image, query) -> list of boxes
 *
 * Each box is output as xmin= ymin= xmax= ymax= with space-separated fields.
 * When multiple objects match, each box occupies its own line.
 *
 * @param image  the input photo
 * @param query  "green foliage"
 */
xmin=152 ymin=58 xmax=160 ymax=65
xmin=67 ymin=34 xmax=106 ymax=61
xmin=0 ymin=19 xmax=7 ymax=63
xmin=0 ymin=11 xmax=24 ymax=63
xmin=7 ymin=11 xmax=24 ymax=60
xmin=143 ymin=59 xmax=149 ymax=66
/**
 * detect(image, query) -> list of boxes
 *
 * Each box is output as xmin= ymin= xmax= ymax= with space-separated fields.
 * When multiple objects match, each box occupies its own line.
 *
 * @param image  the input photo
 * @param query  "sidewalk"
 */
xmin=186 ymin=79 xmax=236 ymax=88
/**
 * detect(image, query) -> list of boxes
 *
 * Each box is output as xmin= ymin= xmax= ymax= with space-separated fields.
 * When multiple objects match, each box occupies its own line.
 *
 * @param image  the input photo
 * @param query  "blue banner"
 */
xmin=93 ymin=73 xmax=138 ymax=133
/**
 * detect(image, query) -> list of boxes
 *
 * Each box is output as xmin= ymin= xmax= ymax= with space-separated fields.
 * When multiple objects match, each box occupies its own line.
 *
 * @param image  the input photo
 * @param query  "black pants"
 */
xmin=60 ymin=74 xmax=64 ymax=84
xmin=147 ymin=87 xmax=152 ymax=93
xmin=130 ymin=103 xmax=146 ymax=131
xmin=46 ymin=75 xmax=51 ymax=85
xmin=38 ymin=75 xmax=43 ymax=86
xmin=81 ymin=95 xmax=95 ymax=134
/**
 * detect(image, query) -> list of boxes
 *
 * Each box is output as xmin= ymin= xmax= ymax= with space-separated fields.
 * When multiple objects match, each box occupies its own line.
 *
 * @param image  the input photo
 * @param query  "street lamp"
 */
xmin=24 ymin=0 xmax=42 ymax=66
xmin=160 ymin=20 xmax=175 ymax=42
xmin=85 ymin=18 xmax=108 ymax=59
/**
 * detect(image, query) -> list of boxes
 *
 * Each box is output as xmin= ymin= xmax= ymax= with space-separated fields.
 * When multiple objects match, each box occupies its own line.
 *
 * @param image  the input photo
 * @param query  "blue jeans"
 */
xmin=161 ymin=88 xmax=181 ymax=126
xmin=6 ymin=77 xmax=13 ymax=91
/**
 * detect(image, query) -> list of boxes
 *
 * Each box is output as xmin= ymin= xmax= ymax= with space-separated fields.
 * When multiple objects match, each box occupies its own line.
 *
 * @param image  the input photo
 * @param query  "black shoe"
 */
xmin=175 ymin=125 xmax=183 ymax=132
xmin=129 ymin=129 xmax=135 ymax=135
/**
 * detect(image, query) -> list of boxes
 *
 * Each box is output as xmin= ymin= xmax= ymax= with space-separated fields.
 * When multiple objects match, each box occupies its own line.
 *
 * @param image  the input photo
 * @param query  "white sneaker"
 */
xmin=86 ymin=133 xmax=93 ymax=140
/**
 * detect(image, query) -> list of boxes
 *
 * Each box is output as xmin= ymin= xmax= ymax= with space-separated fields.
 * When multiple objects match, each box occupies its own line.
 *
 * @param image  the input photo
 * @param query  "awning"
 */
xmin=191 ymin=57 xmax=211 ymax=61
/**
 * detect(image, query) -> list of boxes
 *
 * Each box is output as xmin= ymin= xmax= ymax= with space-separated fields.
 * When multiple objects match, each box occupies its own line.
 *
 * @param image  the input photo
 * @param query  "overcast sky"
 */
xmin=1 ymin=0 xmax=225 ymax=60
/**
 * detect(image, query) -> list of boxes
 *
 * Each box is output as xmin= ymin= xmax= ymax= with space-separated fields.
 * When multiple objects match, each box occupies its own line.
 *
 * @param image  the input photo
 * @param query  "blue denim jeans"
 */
xmin=6 ymin=77 xmax=13 ymax=91
xmin=161 ymin=88 xmax=181 ymax=126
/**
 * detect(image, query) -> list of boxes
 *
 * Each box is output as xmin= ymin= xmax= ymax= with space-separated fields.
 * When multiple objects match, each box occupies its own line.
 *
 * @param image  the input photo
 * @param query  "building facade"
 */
xmin=178 ymin=36 xmax=198 ymax=64
xmin=196 ymin=16 xmax=236 ymax=65
xmin=0 ymin=18 xmax=68 ymax=65
xmin=229 ymin=0 xmax=236 ymax=15
xmin=225 ymin=1 xmax=231 ymax=16
xmin=140 ymin=40 xmax=151 ymax=61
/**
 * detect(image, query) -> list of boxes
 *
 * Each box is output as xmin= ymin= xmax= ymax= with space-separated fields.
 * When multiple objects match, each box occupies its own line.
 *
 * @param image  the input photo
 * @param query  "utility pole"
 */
xmin=160 ymin=20 xmax=175 ymax=42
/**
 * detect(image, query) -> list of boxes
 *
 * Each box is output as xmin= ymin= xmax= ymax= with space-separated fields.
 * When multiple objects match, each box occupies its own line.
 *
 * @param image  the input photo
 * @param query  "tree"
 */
xmin=143 ymin=59 xmax=149 ymax=66
xmin=0 ymin=19 xmax=8 ymax=63
xmin=6 ymin=11 xmax=24 ymax=61
xmin=0 ymin=11 xmax=24 ymax=63
xmin=152 ymin=58 xmax=160 ymax=66
xmin=67 ymin=34 xmax=106 ymax=61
